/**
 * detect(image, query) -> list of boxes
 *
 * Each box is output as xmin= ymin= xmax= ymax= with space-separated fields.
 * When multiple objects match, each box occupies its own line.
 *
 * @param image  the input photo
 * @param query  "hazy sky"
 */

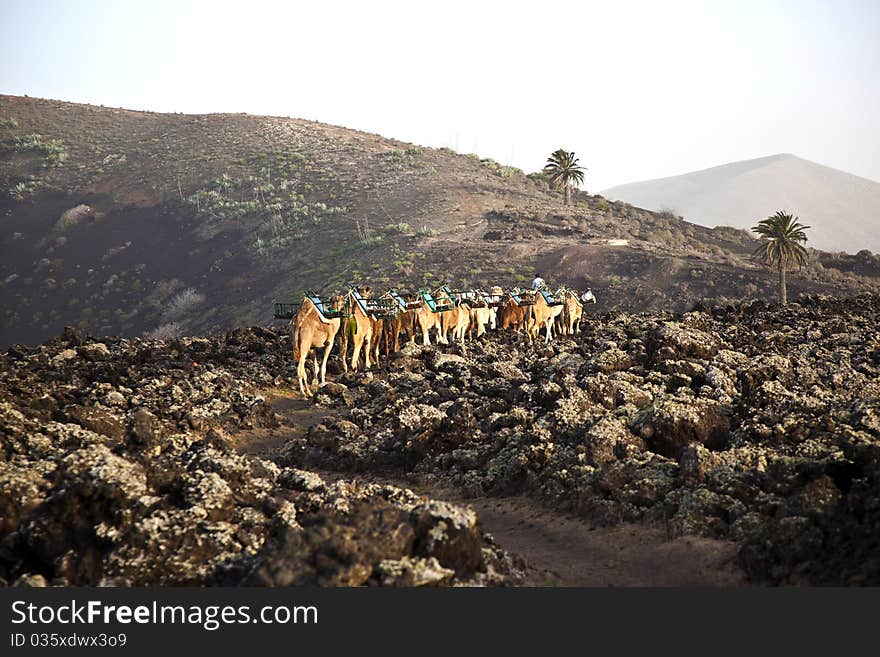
xmin=1 ymin=0 xmax=878 ymax=190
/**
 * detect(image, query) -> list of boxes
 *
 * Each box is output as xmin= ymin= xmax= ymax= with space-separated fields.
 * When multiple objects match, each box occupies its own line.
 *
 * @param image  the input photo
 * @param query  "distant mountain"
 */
xmin=601 ymin=154 xmax=880 ymax=254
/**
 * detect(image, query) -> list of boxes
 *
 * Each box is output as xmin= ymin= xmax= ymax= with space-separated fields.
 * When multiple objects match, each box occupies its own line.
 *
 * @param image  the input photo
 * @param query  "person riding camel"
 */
xmin=530 ymin=273 xmax=546 ymax=290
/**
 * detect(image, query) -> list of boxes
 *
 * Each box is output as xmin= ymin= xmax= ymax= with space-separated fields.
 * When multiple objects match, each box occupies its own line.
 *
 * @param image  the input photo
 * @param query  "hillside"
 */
xmin=2 ymin=96 xmax=880 ymax=347
xmin=601 ymin=154 xmax=880 ymax=254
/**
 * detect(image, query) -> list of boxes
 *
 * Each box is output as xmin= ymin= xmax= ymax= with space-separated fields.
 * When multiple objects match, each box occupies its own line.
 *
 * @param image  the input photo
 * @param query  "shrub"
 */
xmin=42 ymin=139 xmax=68 ymax=167
xmin=144 ymin=322 xmax=184 ymax=339
xmin=162 ymin=287 xmax=205 ymax=322
xmin=0 ymin=117 xmax=18 ymax=129
xmin=10 ymin=133 xmax=68 ymax=167
xmin=360 ymin=235 xmax=384 ymax=247
xmin=385 ymin=222 xmax=412 ymax=234
xmin=9 ymin=179 xmax=42 ymax=200
xmin=382 ymin=148 xmax=422 ymax=168
xmin=147 ymin=279 xmax=184 ymax=306
xmin=416 ymin=225 xmax=439 ymax=237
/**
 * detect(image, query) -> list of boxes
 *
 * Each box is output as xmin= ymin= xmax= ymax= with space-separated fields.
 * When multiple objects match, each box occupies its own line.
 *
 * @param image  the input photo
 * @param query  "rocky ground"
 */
xmin=287 ymin=294 xmax=880 ymax=585
xmin=2 ymin=294 xmax=879 ymax=586
xmin=0 ymin=327 xmax=520 ymax=586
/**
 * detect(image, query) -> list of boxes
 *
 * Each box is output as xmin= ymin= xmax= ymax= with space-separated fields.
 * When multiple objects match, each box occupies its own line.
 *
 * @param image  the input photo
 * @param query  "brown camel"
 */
xmin=559 ymin=288 xmax=584 ymax=335
xmin=290 ymin=295 xmax=343 ymax=395
xmin=526 ymin=291 xmax=564 ymax=343
xmin=415 ymin=288 xmax=453 ymax=345
xmin=338 ymin=287 xmax=374 ymax=372
xmin=441 ymin=302 xmax=471 ymax=343
xmin=381 ymin=291 xmax=420 ymax=352
xmin=498 ymin=291 xmax=534 ymax=333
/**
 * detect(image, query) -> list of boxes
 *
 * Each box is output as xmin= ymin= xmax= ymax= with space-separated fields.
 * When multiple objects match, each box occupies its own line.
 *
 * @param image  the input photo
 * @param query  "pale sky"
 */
xmin=1 ymin=0 xmax=878 ymax=190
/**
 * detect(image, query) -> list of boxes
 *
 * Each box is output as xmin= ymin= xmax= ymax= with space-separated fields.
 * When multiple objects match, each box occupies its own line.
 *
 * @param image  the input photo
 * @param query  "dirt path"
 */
xmin=459 ymin=495 xmax=743 ymax=586
xmin=234 ymin=390 xmax=746 ymax=586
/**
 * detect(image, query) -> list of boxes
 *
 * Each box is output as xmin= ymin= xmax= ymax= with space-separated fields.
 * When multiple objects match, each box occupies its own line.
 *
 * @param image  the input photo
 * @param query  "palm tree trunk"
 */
xmin=564 ymin=184 xmax=571 ymax=206
xmin=779 ymin=263 xmax=787 ymax=305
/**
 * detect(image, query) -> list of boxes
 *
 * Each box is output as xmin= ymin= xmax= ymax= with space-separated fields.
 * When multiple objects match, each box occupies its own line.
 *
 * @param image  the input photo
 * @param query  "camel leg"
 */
xmin=339 ymin=329 xmax=349 ymax=373
xmin=297 ymin=351 xmax=310 ymax=397
xmin=364 ymin=333 xmax=372 ymax=369
xmin=320 ymin=340 xmax=332 ymax=384
xmin=351 ymin=334 xmax=363 ymax=372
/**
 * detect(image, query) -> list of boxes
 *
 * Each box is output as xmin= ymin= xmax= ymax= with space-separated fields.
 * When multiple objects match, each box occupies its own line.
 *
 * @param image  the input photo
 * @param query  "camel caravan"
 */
xmin=279 ymin=282 xmax=597 ymax=395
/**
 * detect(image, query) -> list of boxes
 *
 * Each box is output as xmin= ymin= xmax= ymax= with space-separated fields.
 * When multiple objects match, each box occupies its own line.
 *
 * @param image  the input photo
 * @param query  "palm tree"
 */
xmin=544 ymin=149 xmax=585 ymax=206
xmin=752 ymin=210 xmax=810 ymax=304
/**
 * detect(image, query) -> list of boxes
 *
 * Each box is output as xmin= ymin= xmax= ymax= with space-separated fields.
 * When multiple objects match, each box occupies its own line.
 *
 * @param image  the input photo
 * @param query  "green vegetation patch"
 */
xmin=6 ymin=133 xmax=69 ymax=168
xmin=379 ymin=146 xmax=424 ymax=169
xmin=183 ymin=165 xmax=346 ymax=256
xmin=480 ymin=157 xmax=521 ymax=179
xmin=385 ymin=221 xmax=413 ymax=234
xmin=8 ymin=177 xmax=43 ymax=200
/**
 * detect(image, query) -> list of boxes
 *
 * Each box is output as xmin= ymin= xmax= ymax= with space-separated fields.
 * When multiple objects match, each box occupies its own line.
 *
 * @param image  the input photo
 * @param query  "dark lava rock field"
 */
xmin=2 ymin=294 xmax=880 ymax=585
xmin=0 ymin=327 xmax=518 ymax=586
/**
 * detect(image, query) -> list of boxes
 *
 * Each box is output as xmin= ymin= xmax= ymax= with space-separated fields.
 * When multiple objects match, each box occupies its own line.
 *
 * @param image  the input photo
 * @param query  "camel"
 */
xmin=498 ymin=290 xmax=534 ymax=333
xmin=415 ymin=300 xmax=442 ymax=345
xmin=439 ymin=289 xmax=468 ymax=344
xmin=468 ymin=304 xmax=496 ymax=339
xmin=415 ymin=288 xmax=453 ymax=345
xmin=290 ymin=295 xmax=344 ymax=396
xmin=338 ymin=286 xmax=374 ymax=372
xmin=387 ymin=309 xmax=418 ymax=350
xmin=441 ymin=302 xmax=471 ymax=343
xmin=526 ymin=291 xmax=565 ymax=343
xmin=558 ymin=288 xmax=582 ymax=335
xmin=381 ymin=290 xmax=420 ymax=352
xmin=369 ymin=316 xmax=386 ymax=364
xmin=466 ymin=287 xmax=501 ymax=339
xmin=558 ymin=287 xmax=595 ymax=335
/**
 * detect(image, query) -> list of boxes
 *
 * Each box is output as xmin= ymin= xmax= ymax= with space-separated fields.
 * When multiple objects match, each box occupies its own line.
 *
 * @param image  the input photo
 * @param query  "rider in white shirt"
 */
xmin=530 ymin=274 xmax=546 ymax=290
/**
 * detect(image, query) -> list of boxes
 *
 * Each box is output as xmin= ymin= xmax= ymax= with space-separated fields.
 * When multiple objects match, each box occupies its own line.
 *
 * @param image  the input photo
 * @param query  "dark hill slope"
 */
xmin=2 ymin=95 xmax=879 ymax=347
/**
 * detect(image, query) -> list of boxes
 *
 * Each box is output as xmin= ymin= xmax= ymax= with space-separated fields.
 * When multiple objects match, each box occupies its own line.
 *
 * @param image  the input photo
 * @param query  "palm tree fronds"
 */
xmin=751 ymin=210 xmax=811 ymax=270
xmin=543 ymin=149 xmax=586 ymax=204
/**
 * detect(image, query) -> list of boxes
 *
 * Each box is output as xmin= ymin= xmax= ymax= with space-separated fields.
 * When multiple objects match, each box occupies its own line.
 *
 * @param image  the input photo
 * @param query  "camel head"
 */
xmin=328 ymin=294 xmax=345 ymax=312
